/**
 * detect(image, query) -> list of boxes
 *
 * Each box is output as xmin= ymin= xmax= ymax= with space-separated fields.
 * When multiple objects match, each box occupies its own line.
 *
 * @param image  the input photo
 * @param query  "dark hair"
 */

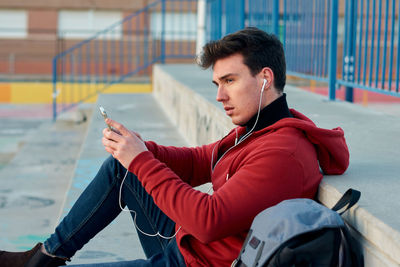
xmin=198 ymin=27 xmax=286 ymax=92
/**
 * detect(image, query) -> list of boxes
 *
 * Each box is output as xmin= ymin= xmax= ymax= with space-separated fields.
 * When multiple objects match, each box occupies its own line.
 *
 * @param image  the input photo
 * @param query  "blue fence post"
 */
xmin=328 ymin=0 xmax=338 ymax=101
xmin=344 ymin=0 xmax=356 ymax=102
xmin=160 ymin=0 xmax=166 ymax=63
xmin=224 ymin=0 xmax=245 ymax=34
xmin=208 ymin=0 xmax=222 ymax=40
xmin=239 ymin=0 xmax=245 ymax=30
xmin=272 ymin=0 xmax=280 ymax=37
xmin=52 ymin=56 xmax=58 ymax=121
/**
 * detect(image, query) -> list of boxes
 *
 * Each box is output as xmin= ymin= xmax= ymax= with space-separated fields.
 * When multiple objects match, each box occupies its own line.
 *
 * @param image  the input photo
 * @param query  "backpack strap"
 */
xmin=331 ymin=188 xmax=361 ymax=215
xmin=232 ymin=230 xmax=253 ymax=267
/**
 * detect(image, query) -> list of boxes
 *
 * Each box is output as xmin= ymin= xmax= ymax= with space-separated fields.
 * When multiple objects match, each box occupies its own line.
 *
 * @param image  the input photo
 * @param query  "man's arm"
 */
xmin=102 ymin=118 xmax=213 ymax=186
xmin=144 ymin=141 xmax=214 ymax=187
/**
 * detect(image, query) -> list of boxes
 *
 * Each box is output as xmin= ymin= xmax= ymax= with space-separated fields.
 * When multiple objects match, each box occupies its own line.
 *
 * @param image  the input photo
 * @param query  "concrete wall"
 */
xmin=152 ymin=64 xmax=400 ymax=267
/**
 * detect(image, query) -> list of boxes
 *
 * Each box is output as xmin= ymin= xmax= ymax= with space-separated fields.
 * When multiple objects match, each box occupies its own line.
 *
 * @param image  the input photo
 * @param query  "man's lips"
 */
xmin=224 ymin=106 xmax=234 ymax=115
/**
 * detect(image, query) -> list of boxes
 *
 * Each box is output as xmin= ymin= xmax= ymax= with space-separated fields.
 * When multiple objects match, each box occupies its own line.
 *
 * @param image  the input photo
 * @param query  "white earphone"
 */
xmin=261 ymin=78 xmax=267 ymax=92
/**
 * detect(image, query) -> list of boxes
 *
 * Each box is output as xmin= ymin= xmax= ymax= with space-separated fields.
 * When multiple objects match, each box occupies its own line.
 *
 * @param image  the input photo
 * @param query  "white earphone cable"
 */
xmin=235 ymin=79 xmax=266 ymax=145
xmin=118 ymin=169 xmax=181 ymax=239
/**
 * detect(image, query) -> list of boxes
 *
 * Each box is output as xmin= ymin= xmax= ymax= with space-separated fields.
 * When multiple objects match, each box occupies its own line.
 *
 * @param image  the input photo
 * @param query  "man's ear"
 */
xmin=261 ymin=67 xmax=274 ymax=85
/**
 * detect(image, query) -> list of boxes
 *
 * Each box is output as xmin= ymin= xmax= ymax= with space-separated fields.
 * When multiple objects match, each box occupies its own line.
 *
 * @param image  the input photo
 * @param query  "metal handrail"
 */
xmin=52 ymin=0 xmax=197 ymax=120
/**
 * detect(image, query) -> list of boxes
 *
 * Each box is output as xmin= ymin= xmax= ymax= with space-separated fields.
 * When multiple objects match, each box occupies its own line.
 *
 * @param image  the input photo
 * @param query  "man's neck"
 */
xmin=244 ymin=93 xmax=292 ymax=134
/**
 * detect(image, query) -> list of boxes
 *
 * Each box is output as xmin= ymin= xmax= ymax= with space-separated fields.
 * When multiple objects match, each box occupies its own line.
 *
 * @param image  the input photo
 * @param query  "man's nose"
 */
xmin=216 ymin=86 xmax=227 ymax=102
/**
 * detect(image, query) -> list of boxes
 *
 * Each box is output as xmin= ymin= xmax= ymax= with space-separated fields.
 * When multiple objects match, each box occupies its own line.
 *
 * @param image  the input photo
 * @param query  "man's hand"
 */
xmin=102 ymin=118 xmax=148 ymax=169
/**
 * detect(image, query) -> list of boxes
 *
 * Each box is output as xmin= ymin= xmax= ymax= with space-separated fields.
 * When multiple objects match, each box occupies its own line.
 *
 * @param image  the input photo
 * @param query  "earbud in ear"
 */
xmin=261 ymin=79 xmax=267 ymax=92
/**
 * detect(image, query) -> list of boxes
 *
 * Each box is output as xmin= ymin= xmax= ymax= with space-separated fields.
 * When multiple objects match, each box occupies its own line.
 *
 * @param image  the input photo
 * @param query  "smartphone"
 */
xmin=99 ymin=106 xmax=112 ymax=131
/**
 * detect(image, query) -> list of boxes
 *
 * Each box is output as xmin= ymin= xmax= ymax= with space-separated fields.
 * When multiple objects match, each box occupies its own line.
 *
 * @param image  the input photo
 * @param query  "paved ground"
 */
xmin=0 ymin=104 xmax=89 ymax=252
xmin=0 ymin=104 xmax=53 ymax=171
xmin=0 ymin=119 xmax=41 ymax=171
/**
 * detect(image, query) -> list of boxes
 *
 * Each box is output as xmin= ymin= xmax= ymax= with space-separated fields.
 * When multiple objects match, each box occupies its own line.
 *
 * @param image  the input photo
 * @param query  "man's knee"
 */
xmin=102 ymin=156 xmax=125 ymax=180
xmin=103 ymin=155 xmax=117 ymax=167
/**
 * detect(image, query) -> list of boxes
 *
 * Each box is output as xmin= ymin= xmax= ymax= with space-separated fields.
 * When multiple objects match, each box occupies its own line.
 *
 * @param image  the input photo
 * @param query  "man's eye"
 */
xmin=226 ymin=79 xmax=233 ymax=83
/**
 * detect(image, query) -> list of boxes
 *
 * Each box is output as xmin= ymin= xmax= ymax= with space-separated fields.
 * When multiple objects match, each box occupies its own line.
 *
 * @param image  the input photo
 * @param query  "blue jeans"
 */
xmin=44 ymin=156 xmax=186 ymax=267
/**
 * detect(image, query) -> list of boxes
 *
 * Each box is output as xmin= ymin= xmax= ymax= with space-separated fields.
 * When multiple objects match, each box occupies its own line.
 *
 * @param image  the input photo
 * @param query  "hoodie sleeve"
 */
xmin=144 ymin=141 xmax=216 ymax=186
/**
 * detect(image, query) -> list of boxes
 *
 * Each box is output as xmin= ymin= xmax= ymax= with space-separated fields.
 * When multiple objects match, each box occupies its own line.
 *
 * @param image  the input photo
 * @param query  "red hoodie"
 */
xmin=129 ymin=109 xmax=349 ymax=266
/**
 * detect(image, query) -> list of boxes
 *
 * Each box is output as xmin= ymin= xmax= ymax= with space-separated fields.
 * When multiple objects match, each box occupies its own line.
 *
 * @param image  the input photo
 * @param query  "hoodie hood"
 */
xmin=262 ymin=109 xmax=349 ymax=175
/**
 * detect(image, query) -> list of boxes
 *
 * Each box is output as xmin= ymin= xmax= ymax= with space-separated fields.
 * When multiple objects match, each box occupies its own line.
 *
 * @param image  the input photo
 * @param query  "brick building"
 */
xmin=0 ymin=0 xmax=158 ymax=80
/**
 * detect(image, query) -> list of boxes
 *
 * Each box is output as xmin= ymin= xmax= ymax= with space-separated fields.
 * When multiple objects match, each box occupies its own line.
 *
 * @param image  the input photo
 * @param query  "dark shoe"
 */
xmin=0 ymin=243 xmax=67 ymax=267
xmin=0 ymin=243 xmax=41 ymax=267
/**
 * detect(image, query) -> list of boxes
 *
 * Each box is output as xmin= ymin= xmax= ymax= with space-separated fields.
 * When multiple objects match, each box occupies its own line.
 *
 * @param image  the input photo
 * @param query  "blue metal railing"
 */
xmin=338 ymin=0 xmax=400 ymax=100
xmin=52 ymin=0 xmax=197 ymax=120
xmin=282 ymin=0 xmax=333 ymax=84
xmin=206 ymin=0 xmax=400 ymax=101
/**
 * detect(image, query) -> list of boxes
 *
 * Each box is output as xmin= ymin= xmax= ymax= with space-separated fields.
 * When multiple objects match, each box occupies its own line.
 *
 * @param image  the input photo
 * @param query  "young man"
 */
xmin=0 ymin=27 xmax=349 ymax=266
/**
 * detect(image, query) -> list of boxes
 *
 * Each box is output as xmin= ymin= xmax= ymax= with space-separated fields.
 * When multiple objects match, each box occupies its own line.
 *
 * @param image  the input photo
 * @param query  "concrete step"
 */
xmin=0 ymin=113 xmax=89 ymax=251
xmin=0 ymin=118 xmax=43 ymax=171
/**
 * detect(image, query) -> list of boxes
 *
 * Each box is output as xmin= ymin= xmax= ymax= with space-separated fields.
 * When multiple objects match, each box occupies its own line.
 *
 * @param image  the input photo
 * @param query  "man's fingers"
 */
xmin=106 ymin=119 xmax=130 ymax=136
xmin=103 ymin=128 xmax=120 ymax=142
xmin=132 ymin=131 xmax=143 ymax=140
xmin=102 ymin=136 xmax=118 ymax=150
xmin=102 ymin=137 xmax=116 ymax=154
xmin=104 ymin=146 xmax=115 ymax=155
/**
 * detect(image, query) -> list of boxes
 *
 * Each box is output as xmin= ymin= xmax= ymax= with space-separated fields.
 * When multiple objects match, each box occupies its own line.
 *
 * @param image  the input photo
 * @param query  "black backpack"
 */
xmin=233 ymin=189 xmax=364 ymax=267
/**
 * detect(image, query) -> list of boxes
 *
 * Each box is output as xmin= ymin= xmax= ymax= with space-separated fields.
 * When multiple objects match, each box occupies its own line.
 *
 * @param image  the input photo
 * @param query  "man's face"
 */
xmin=213 ymin=53 xmax=264 ymax=126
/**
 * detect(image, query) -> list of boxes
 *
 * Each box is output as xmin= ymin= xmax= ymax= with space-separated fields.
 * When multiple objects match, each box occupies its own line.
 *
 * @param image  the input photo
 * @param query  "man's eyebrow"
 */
xmin=212 ymin=73 xmax=238 ymax=85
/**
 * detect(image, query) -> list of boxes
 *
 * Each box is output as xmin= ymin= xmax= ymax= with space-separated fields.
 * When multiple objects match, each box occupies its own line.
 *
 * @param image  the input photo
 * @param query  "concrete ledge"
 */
xmin=153 ymin=64 xmax=400 ymax=266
